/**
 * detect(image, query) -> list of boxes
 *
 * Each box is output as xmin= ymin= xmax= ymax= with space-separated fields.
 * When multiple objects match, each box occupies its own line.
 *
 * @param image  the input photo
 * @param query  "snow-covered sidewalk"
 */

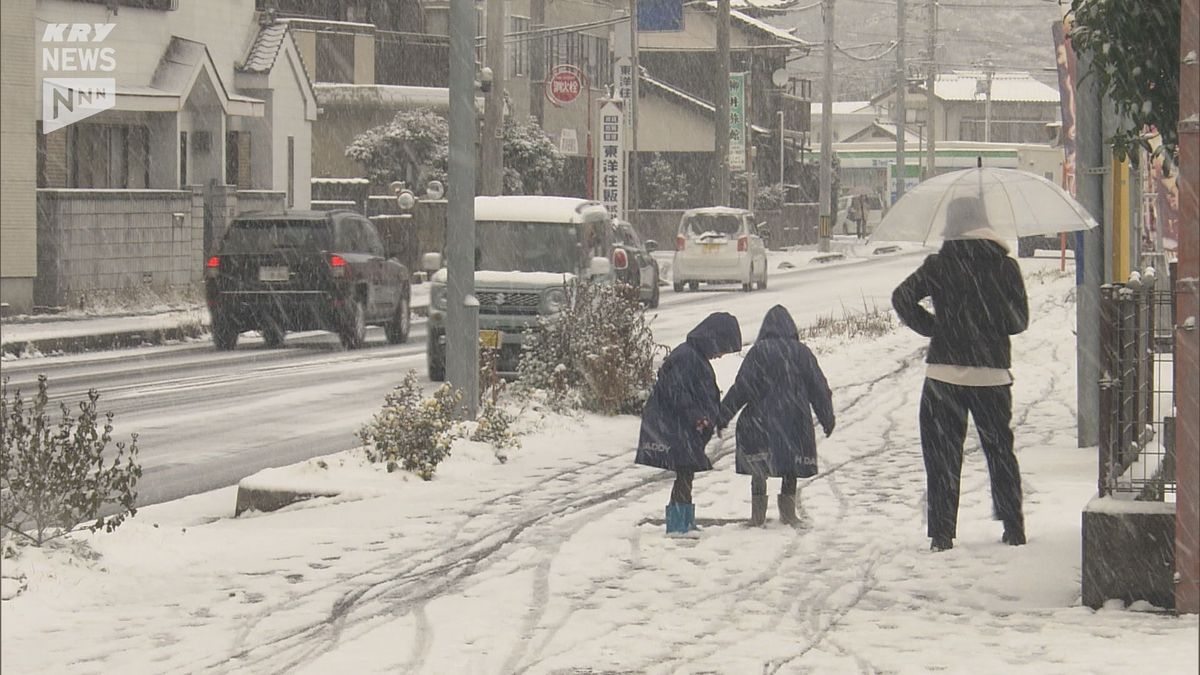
xmin=1 ymin=267 xmax=1196 ymax=674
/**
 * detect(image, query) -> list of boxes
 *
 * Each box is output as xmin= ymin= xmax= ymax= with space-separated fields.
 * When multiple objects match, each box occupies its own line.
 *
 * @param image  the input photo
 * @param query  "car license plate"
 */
xmin=258 ymin=266 xmax=289 ymax=282
xmin=703 ymin=243 xmax=722 ymax=253
xmin=479 ymin=330 xmax=501 ymax=349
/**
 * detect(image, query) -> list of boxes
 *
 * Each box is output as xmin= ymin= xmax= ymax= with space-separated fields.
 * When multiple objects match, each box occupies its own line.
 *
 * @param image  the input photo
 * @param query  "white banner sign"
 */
xmin=729 ymin=72 xmax=747 ymax=172
xmin=596 ymin=100 xmax=625 ymax=220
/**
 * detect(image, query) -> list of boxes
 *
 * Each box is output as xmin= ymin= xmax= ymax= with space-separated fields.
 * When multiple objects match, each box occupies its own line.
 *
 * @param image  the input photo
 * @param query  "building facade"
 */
xmin=27 ymin=0 xmax=315 ymax=308
xmin=0 ymin=0 xmax=37 ymax=314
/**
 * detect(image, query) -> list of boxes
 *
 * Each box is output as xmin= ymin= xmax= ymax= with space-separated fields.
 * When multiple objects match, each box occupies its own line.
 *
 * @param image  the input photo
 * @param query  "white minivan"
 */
xmin=671 ymin=206 xmax=768 ymax=292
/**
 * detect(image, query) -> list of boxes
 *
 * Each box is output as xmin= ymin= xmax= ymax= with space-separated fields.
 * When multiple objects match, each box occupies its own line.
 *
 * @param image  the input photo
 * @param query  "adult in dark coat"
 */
xmin=718 ymin=305 xmax=835 ymax=526
xmin=891 ymin=195 xmax=1030 ymax=552
xmin=636 ymin=312 xmax=742 ymax=534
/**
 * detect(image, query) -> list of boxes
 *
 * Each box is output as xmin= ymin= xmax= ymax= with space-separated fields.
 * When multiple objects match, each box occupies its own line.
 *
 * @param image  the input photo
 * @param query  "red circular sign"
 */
xmin=546 ymin=66 xmax=584 ymax=106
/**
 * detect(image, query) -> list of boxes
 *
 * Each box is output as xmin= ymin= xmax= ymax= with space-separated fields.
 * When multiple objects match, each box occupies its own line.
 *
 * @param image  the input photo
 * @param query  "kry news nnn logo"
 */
xmin=42 ymin=23 xmax=117 ymax=133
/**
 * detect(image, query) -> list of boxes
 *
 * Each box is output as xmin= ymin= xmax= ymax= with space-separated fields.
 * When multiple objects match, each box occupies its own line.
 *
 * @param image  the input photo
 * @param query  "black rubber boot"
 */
xmin=778 ymin=493 xmax=801 ymax=527
xmin=1002 ymin=519 xmax=1026 ymax=546
xmin=749 ymin=495 xmax=768 ymax=526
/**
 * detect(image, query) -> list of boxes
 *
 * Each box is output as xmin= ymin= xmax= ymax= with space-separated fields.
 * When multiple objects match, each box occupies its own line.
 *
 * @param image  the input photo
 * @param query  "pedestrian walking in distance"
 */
xmin=636 ymin=312 xmax=742 ymax=536
xmin=718 ymin=305 xmax=835 ymax=527
xmin=891 ymin=196 xmax=1030 ymax=552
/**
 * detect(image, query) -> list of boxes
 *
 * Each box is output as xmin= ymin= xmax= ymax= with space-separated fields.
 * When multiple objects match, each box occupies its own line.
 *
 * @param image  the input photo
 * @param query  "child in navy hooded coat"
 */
xmin=636 ymin=312 xmax=742 ymax=535
xmin=718 ymin=305 xmax=835 ymax=526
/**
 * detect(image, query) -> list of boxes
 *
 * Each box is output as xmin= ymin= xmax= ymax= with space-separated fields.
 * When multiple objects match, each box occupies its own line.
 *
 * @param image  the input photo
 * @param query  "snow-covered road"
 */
xmin=1 ymin=248 xmax=926 ymax=507
xmin=3 ymin=258 xmax=1195 ymax=674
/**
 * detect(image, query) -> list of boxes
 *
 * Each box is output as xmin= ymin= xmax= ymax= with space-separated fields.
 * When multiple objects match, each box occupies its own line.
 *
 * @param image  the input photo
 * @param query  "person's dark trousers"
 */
xmin=671 ymin=470 xmax=695 ymax=504
xmin=750 ymin=475 xmax=798 ymax=496
xmin=919 ymin=379 xmax=1023 ymax=541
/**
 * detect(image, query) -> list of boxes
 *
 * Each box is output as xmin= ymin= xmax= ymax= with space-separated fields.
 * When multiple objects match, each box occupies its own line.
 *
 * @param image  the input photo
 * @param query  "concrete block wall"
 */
xmin=36 ymin=190 xmax=197 ymax=307
xmin=236 ymin=190 xmax=287 ymax=216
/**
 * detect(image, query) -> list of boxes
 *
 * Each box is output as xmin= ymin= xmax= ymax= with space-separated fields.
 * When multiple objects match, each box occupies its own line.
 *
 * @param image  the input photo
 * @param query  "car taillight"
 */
xmin=330 ymin=254 xmax=347 ymax=278
xmin=205 ymin=255 xmax=220 ymax=279
xmin=737 ymin=236 xmax=748 ymax=252
xmin=676 ymin=235 xmax=686 ymax=251
xmin=613 ymin=248 xmax=629 ymax=270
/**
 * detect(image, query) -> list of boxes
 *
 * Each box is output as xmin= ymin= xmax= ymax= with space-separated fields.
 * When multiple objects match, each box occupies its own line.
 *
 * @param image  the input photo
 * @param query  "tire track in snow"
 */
xmin=209 ymin=442 xmax=703 ymax=674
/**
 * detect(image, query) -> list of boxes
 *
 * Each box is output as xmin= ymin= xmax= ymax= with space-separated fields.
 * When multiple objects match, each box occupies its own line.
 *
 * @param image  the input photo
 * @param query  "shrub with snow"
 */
xmin=517 ymin=281 xmax=662 ymax=415
xmin=358 ymin=372 xmax=464 ymax=480
xmin=0 ymin=376 xmax=142 ymax=547
xmin=472 ymin=348 xmax=521 ymax=461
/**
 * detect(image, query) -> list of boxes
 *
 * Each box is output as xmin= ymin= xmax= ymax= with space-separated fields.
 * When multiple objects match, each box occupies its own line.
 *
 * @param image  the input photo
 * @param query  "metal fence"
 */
xmin=1098 ymin=263 xmax=1178 ymax=500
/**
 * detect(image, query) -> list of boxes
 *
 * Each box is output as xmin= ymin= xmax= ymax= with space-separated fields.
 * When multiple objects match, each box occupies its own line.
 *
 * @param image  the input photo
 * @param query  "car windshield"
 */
xmin=683 ymin=213 xmax=742 ymax=238
xmin=476 ymin=221 xmax=580 ymax=273
xmin=221 ymin=220 xmax=331 ymax=253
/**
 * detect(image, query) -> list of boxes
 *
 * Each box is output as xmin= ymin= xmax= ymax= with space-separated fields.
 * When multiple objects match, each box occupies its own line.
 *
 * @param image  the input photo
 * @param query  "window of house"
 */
xmin=545 ymin=33 xmax=609 ymax=91
xmin=225 ymin=131 xmax=252 ymax=189
xmin=509 ymin=16 xmax=530 ymax=78
xmin=64 ymin=123 xmax=150 ymax=189
xmin=180 ymin=131 xmax=189 ymax=186
xmin=287 ymin=136 xmax=296 ymax=208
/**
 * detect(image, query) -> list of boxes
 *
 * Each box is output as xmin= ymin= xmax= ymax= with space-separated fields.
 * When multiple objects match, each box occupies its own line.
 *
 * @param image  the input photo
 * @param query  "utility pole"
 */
xmin=715 ymin=0 xmax=731 ymax=206
xmin=817 ymin=0 xmax=834 ymax=252
xmin=448 ymin=0 xmax=479 ymax=419
xmin=481 ymin=0 xmax=506 ymax=195
xmin=629 ymin=0 xmax=641 ymax=219
xmin=1074 ymin=47 xmax=1103 ymax=448
xmin=925 ymin=0 xmax=937 ymax=177
xmin=894 ymin=0 xmax=907 ymax=202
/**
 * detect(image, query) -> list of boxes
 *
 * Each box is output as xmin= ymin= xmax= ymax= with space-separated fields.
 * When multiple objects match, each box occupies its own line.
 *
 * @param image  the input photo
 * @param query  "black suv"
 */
xmin=205 ymin=210 xmax=411 ymax=350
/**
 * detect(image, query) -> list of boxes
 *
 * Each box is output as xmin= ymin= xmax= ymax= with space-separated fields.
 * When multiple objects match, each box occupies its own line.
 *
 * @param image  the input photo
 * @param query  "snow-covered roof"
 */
xmin=699 ymin=3 xmax=813 ymax=47
xmin=872 ymin=71 xmax=1060 ymax=105
xmin=729 ymin=0 xmax=803 ymax=11
xmin=811 ymin=101 xmax=875 ymax=115
xmin=932 ymin=71 xmax=1060 ymax=103
xmin=474 ymin=196 xmax=609 ymax=224
xmin=640 ymin=72 xmax=771 ymax=136
xmin=843 ymin=122 xmax=924 ymax=145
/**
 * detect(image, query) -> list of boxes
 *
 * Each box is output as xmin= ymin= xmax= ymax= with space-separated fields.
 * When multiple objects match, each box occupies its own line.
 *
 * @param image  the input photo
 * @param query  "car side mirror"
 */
xmin=644 ymin=239 xmax=658 ymax=253
xmin=421 ymin=252 xmax=443 ymax=272
xmin=588 ymin=256 xmax=612 ymax=278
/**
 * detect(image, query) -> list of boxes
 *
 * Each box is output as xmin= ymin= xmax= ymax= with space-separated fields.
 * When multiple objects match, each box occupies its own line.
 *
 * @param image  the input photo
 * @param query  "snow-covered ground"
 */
xmin=1 ymin=262 xmax=1196 ymax=674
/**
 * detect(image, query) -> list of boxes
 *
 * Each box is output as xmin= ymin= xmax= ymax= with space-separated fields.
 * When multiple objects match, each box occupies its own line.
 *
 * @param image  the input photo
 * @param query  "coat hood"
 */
xmin=940 ymin=236 xmax=1010 ymax=259
xmin=757 ymin=305 xmax=799 ymax=341
xmin=687 ymin=312 xmax=742 ymax=359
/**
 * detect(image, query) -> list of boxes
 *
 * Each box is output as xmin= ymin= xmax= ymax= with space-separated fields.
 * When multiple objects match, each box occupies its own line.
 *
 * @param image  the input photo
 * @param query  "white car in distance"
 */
xmin=671 ymin=206 xmax=768 ymax=293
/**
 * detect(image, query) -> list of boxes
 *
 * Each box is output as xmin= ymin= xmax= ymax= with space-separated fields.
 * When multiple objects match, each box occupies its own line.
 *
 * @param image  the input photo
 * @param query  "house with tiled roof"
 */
xmin=22 ymin=0 xmax=316 ymax=309
xmin=635 ymin=2 xmax=813 ymax=206
xmin=870 ymin=70 xmax=1061 ymax=145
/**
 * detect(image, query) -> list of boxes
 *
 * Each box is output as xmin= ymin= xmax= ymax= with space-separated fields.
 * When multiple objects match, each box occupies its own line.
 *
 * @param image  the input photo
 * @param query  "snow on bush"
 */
xmin=358 ymin=372 xmax=464 ymax=480
xmin=517 ymin=281 xmax=662 ymax=415
xmin=0 ymin=376 xmax=142 ymax=547
xmin=471 ymin=349 xmax=521 ymax=462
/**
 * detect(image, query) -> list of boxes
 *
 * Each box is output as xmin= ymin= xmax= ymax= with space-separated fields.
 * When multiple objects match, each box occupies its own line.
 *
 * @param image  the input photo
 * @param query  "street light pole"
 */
xmin=448 ymin=0 xmax=479 ymax=419
xmin=818 ymin=0 xmax=834 ymax=252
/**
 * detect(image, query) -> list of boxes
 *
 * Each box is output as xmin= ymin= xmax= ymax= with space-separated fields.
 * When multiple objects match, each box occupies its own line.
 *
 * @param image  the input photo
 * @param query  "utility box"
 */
xmin=1082 ymin=496 xmax=1176 ymax=610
